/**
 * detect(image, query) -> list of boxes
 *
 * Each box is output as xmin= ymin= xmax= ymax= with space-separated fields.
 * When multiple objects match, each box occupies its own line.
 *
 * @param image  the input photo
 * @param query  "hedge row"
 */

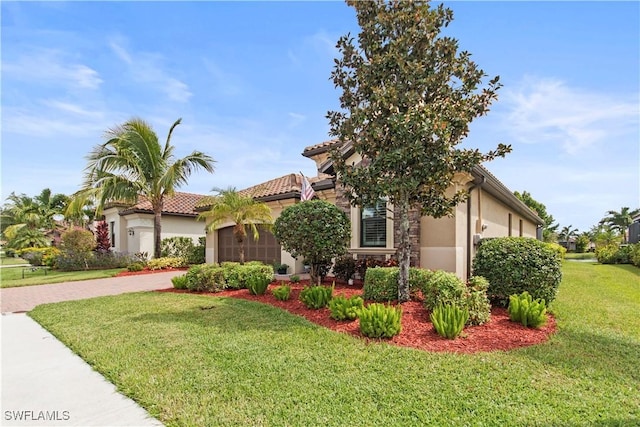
xmin=173 ymin=262 xmax=274 ymax=292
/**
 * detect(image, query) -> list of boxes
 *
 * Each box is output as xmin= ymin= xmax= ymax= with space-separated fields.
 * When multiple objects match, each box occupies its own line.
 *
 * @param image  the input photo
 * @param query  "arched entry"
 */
xmin=217 ymin=225 xmax=281 ymax=264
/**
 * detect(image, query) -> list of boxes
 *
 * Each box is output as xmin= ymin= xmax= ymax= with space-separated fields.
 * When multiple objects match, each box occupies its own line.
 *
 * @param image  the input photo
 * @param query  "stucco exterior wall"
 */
xmin=103 ymin=207 xmax=205 ymax=258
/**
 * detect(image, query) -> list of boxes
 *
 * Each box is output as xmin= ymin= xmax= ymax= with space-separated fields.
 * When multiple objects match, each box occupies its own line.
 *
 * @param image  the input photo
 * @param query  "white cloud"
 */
xmin=108 ymin=37 xmax=192 ymax=103
xmin=502 ymin=76 xmax=639 ymax=155
xmin=2 ymin=48 xmax=102 ymax=90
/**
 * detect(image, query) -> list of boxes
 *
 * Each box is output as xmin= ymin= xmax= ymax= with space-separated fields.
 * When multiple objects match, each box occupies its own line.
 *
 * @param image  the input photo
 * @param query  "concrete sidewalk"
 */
xmin=1 ymin=314 xmax=163 ymax=426
xmin=0 ymin=272 xmax=183 ymax=426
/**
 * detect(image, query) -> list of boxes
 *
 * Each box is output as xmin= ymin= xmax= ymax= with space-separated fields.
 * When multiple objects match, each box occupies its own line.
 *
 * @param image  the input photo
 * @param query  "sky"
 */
xmin=1 ymin=1 xmax=638 ymax=232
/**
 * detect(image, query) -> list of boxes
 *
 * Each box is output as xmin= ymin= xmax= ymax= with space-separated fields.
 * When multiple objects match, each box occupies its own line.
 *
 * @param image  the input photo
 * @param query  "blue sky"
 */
xmin=1 ymin=1 xmax=638 ymax=232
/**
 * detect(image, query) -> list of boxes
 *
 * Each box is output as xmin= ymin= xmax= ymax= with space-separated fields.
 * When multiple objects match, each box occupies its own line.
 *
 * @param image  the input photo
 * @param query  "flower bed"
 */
xmin=160 ymin=279 xmax=556 ymax=354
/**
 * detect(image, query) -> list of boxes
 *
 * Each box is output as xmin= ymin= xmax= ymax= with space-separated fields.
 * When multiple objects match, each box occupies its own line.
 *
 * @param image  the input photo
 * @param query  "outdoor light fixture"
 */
xmin=128 ymin=229 xmax=134 ymax=236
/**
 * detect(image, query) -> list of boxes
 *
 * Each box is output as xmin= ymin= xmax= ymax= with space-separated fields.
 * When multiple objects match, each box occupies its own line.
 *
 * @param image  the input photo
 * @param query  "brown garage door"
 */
xmin=217 ymin=225 xmax=281 ymax=265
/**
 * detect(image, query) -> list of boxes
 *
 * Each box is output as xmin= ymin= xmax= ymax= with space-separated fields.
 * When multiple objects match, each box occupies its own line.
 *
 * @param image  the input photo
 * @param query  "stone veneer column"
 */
xmin=393 ymin=207 xmax=421 ymax=266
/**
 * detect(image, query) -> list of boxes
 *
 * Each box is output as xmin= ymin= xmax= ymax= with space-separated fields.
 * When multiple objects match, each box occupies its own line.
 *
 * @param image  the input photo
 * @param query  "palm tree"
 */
xmin=600 ymin=207 xmax=640 ymax=244
xmin=1 ymin=189 xmax=68 ymax=249
xmin=82 ymin=117 xmax=216 ymax=258
xmin=559 ymin=225 xmax=578 ymax=250
xmin=197 ymin=187 xmax=273 ymax=264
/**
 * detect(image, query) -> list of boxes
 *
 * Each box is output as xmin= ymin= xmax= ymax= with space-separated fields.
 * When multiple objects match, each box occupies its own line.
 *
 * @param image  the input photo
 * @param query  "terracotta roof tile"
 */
xmin=302 ymin=139 xmax=340 ymax=155
xmin=125 ymin=192 xmax=206 ymax=216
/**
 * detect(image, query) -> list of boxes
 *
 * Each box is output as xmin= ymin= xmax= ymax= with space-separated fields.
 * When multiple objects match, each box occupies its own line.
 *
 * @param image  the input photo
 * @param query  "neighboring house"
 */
xmin=102 ymin=192 xmax=207 ymax=257
xmin=628 ymin=214 xmax=640 ymax=244
xmin=200 ymin=140 xmax=543 ymax=279
xmin=558 ymin=238 xmax=577 ymax=252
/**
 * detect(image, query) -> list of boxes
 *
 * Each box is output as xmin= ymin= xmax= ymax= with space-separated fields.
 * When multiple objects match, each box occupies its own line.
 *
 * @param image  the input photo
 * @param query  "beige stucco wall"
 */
xmin=103 ymin=207 xmax=205 ymax=258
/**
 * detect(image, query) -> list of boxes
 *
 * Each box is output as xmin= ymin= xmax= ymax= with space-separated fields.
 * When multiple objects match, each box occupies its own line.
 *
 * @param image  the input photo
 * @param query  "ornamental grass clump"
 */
xmin=329 ymin=295 xmax=364 ymax=321
xmin=430 ymin=303 xmax=469 ymax=339
xmin=508 ymin=291 xmax=547 ymax=328
xmin=358 ymin=303 xmax=402 ymax=338
xmin=299 ymin=283 xmax=334 ymax=309
xmin=271 ymin=284 xmax=291 ymax=301
xmin=247 ymin=274 xmax=271 ymax=296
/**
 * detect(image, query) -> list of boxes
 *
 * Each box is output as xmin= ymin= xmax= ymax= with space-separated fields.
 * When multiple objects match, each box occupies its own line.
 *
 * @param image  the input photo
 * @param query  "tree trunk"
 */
xmin=397 ymin=199 xmax=411 ymax=303
xmin=153 ymin=202 xmax=163 ymax=259
xmin=237 ymin=237 xmax=245 ymax=265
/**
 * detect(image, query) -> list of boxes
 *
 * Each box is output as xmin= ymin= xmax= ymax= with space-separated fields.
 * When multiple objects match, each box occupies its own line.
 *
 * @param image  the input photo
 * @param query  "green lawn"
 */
xmin=0 ymin=256 xmax=28 ymax=266
xmin=564 ymin=252 xmax=597 ymax=260
xmin=29 ymin=262 xmax=640 ymax=426
xmin=1 ymin=267 xmax=125 ymax=288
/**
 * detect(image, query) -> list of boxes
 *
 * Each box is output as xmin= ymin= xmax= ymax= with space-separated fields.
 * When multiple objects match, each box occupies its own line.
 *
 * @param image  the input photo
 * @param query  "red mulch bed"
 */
xmin=159 ymin=279 xmax=556 ymax=354
xmin=115 ymin=267 xmax=189 ymax=277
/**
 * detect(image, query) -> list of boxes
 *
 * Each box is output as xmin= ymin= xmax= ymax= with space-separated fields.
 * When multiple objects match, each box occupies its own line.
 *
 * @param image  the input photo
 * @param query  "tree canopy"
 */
xmin=80 ymin=117 xmax=215 ymax=258
xmin=514 ymin=191 xmax=558 ymax=242
xmin=327 ymin=0 xmax=510 ymax=302
xmin=273 ymin=200 xmax=350 ymax=285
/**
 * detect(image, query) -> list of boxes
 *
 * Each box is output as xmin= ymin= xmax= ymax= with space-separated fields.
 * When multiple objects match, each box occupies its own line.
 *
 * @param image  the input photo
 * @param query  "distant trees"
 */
xmin=600 ymin=207 xmax=640 ymax=244
xmin=514 ymin=191 xmax=559 ymax=242
xmin=0 ymin=188 xmax=68 ymax=250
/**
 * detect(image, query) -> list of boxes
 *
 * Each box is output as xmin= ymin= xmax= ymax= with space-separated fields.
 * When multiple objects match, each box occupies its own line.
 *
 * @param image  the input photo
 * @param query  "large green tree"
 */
xmin=600 ymin=207 xmax=640 ymax=244
xmin=514 ymin=190 xmax=559 ymax=242
xmin=1 ymin=188 xmax=68 ymax=249
xmin=197 ymin=187 xmax=273 ymax=264
xmin=327 ymin=0 xmax=510 ymax=302
xmin=81 ymin=117 xmax=215 ymax=258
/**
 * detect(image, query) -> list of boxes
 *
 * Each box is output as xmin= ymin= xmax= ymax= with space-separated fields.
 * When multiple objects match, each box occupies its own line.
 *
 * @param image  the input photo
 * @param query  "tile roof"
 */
xmin=302 ymin=139 xmax=340 ymax=156
xmin=122 ymin=192 xmax=206 ymax=217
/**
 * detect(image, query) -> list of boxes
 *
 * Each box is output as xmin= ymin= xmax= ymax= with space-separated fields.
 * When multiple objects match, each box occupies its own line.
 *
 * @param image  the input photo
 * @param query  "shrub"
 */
xmin=18 ymin=247 xmax=59 ymax=266
xmin=299 ymin=284 xmax=334 ymax=309
xmin=508 ymin=291 xmax=547 ymax=328
xmin=61 ymin=228 xmax=96 ymax=253
xmin=184 ymin=264 xmax=226 ymax=292
xmin=147 ymin=257 xmax=187 ymax=270
xmin=408 ymin=268 xmax=435 ymax=299
xmin=273 ymin=200 xmax=350 ymax=285
xmin=333 ymin=255 xmax=357 ymax=281
xmin=171 ymin=275 xmax=188 ymax=290
xmin=55 ymin=251 xmax=134 ymax=271
xmin=547 ymin=243 xmax=567 ymax=261
xmin=430 ymin=303 xmax=469 ymax=339
xmin=465 ymin=276 xmax=491 ymax=326
xmin=127 ymin=262 xmax=145 ymax=272
xmin=355 ymin=257 xmax=398 ymax=280
xmin=596 ymin=244 xmax=632 ymax=264
xmin=363 ymin=267 xmax=399 ymax=302
xmin=631 ymin=243 xmax=640 ymax=268
xmin=95 ymin=221 xmax=111 ymax=253
xmin=272 ymin=284 xmax=291 ymax=301
xmin=472 ymin=237 xmax=562 ymax=307
xmin=247 ymin=273 xmax=271 ymax=296
xmin=329 ymin=295 xmax=364 ymax=321
xmin=422 ymin=270 xmax=466 ymax=311
xmin=290 ymin=275 xmax=300 ymax=283
xmin=359 ymin=303 xmax=402 ymax=338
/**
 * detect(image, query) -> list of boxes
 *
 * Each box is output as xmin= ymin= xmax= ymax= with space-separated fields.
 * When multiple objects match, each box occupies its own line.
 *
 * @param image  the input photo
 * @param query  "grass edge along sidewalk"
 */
xmin=29 ymin=262 xmax=640 ymax=426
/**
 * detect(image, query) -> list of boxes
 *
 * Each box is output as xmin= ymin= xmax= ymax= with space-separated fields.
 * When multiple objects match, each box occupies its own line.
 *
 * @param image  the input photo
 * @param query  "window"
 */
xmin=110 ymin=221 xmax=115 ymax=248
xmin=508 ymin=214 xmax=513 ymax=237
xmin=519 ymin=219 xmax=523 ymax=237
xmin=361 ymin=200 xmax=387 ymax=247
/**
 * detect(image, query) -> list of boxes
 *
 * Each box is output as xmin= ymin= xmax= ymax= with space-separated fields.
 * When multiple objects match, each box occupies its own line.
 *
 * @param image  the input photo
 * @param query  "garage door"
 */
xmin=217 ymin=225 xmax=281 ymax=264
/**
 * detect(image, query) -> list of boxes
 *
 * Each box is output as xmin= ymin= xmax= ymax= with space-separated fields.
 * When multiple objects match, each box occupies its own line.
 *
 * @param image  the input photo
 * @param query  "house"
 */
xmin=628 ymin=214 xmax=640 ymax=244
xmin=200 ymin=140 xmax=543 ymax=279
xmin=102 ymin=192 xmax=207 ymax=257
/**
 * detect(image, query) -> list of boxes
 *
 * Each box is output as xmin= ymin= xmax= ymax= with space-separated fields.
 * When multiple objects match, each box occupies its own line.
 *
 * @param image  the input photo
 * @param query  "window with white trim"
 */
xmin=360 ymin=200 xmax=387 ymax=247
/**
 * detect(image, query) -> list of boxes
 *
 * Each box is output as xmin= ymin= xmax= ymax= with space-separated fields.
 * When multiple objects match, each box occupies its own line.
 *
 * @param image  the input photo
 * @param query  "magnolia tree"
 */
xmin=273 ymin=200 xmax=350 ymax=285
xmin=328 ymin=0 xmax=511 ymax=302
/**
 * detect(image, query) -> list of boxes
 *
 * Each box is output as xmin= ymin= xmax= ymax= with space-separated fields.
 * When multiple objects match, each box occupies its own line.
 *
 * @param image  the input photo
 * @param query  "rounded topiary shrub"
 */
xmin=472 ymin=237 xmax=562 ymax=307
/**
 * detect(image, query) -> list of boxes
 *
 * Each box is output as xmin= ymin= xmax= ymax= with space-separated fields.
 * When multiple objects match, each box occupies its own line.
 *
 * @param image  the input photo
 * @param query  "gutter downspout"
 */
xmin=466 ymin=175 xmax=486 ymax=280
